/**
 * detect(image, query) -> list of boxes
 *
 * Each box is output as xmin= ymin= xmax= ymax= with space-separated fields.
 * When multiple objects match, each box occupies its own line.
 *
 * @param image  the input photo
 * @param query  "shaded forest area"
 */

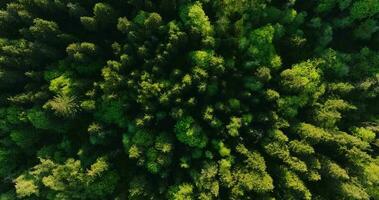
xmin=0 ymin=0 xmax=378 ymax=199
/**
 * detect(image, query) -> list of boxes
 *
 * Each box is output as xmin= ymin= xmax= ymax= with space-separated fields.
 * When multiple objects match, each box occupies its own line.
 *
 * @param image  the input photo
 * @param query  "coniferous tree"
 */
xmin=0 ymin=0 xmax=378 ymax=199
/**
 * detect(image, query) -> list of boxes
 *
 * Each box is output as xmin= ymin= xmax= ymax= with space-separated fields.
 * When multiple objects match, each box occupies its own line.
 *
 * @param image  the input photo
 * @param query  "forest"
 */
xmin=0 ymin=0 xmax=378 ymax=199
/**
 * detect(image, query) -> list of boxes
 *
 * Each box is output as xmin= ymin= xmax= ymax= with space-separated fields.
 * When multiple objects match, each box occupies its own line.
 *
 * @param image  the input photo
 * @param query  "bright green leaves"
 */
xmin=0 ymin=39 xmax=35 ymax=69
xmin=100 ymin=60 xmax=123 ymax=93
xmin=48 ymin=73 xmax=74 ymax=96
xmin=256 ymin=67 xmax=272 ymax=82
xmin=144 ymin=12 xmax=162 ymax=29
xmin=279 ymin=168 xmax=312 ymax=200
xmin=43 ymin=95 xmax=79 ymax=118
xmin=262 ymin=129 xmax=308 ymax=173
xmin=14 ymin=175 xmax=39 ymax=198
xmin=87 ymin=122 xmax=106 ymax=145
xmin=220 ymin=145 xmax=274 ymax=199
xmin=1 ymin=1 xmax=379 ymax=199
xmin=240 ymin=24 xmax=282 ymax=69
xmin=191 ymin=163 xmax=219 ymax=200
xmin=175 ymin=116 xmax=208 ymax=148
xmin=180 ymin=2 xmax=212 ymax=35
xmin=291 ymin=120 xmax=375 ymax=193
xmin=29 ymin=18 xmax=60 ymax=42
xmin=280 ymin=60 xmax=322 ymax=94
xmin=289 ymin=140 xmax=315 ymax=155
xmin=133 ymin=11 xmax=150 ymax=26
xmin=166 ymin=20 xmax=188 ymax=51
xmin=213 ymin=140 xmax=231 ymax=157
xmin=14 ymin=157 xmax=119 ymax=199
xmin=277 ymin=60 xmax=324 ymax=118
xmin=364 ymin=159 xmax=379 ymax=199
xmin=123 ymin=130 xmax=173 ymax=174
xmin=81 ymin=3 xmax=117 ymax=30
xmin=352 ymin=127 xmax=376 ymax=143
xmin=66 ymin=42 xmax=97 ymax=63
xmin=80 ymin=16 xmax=97 ymax=31
xmin=202 ymin=106 xmax=222 ymax=128
xmin=180 ymin=2 xmax=214 ymax=46
xmin=93 ymin=3 xmax=117 ymax=25
xmin=313 ymin=99 xmax=356 ymax=128
xmin=296 ymin=123 xmax=329 ymax=144
xmin=81 ymin=100 xmax=96 ymax=111
xmin=226 ymin=117 xmax=241 ymax=137
xmin=265 ymin=89 xmax=280 ymax=102
xmin=117 ymin=17 xmax=131 ymax=34
xmin=339 ymin=182 xmax=370 ymax=200
xmin=190 ymin=50 xmax=224 ymax=72
xmin=249 ymin=25 xmax=275 ymax=57
xmin=321 ymin=158 xmax=350 ymax=180
xmin=328 ymin=82 xmax=354 ymax=94
xmin=168 ymin=183 xmax=194 ymax=200
xmin=137 ymin=71 xmax=166 ymax=104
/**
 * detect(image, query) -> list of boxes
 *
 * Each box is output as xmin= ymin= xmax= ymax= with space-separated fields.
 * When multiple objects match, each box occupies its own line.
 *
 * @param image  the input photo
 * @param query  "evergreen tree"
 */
xmin=0 ymin=0 xmax=378 ymax=199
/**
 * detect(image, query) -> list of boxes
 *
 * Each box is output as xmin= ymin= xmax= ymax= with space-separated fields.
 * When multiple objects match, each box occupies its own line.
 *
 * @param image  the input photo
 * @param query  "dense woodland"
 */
xmin=0 ymin=0 xmax=378 ymax=199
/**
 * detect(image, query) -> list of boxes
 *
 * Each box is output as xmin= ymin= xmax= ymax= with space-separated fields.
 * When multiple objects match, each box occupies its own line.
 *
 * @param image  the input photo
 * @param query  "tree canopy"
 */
xmin=0 ymin=0 xmax=378 ymax=199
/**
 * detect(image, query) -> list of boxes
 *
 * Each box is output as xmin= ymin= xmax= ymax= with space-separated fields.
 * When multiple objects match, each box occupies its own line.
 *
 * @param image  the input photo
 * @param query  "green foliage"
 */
xmin=14 ymin=175 xmax=39 ymax=198
xmin=191 ymin=163 xmax=219 ymax=199
xmin=350 ymin=0 xmax=379 ymax=20
xmin=0 ymin=148 xmax=17 ymax=178
xmin=279 ymin=168 xmax=312 ymax=200
xmin=280 ymin=60 xmax=322 ymax=94
xmin=144 ymin=12 xmax=162 ymax=29
xmin=80 ymin=16 xmax=97 ymax=31
xmin=175 ymin=116 xmax=208 ymax=148
xmin=352 ymin=127 xmax=376 ymax=142
xmin=354 ymin=19 xmax=379 ymax=40
xmin=93 ymin=3 xmax=117 ymax=28
xmin=117 ymin=17 xmax=131 ymax=34
xmin=44 ymin=95 xmax=79 ymax=118
xmin=29 ymin=18 xmax=60 ymax=42
xmin=0 ymin=0 xmax=378 ymax=199
xmin=14 ymin=157 xmax=119 ymax=199
xmin=10 ymin=129 xmax=38 ymax=149
xmin=123 ymin=129 xmax=173 ymax=174
xmin=66 ymin=42 xmax=97 ymax=62
xmin=95 ymin=98 xmax=126 ymax=127
xmin=313 ymin=99 xmax=356 ymax=128
xmin=241 ymin=24 xmax=282 ymax=68
xmin=180 ymin=2 xmax=214 ymax=46
xmin=190 ymin=50 xmax=224 ymax=72
xmin=226 ymin=117 xmax=241 ymax=137
xmin=27 ymin=108 xmax=51 ymax=130
xmin=168 ymin=183 xmax=194 ymax=200
xmin=48 ymin=73 xmax=75 ymax=96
